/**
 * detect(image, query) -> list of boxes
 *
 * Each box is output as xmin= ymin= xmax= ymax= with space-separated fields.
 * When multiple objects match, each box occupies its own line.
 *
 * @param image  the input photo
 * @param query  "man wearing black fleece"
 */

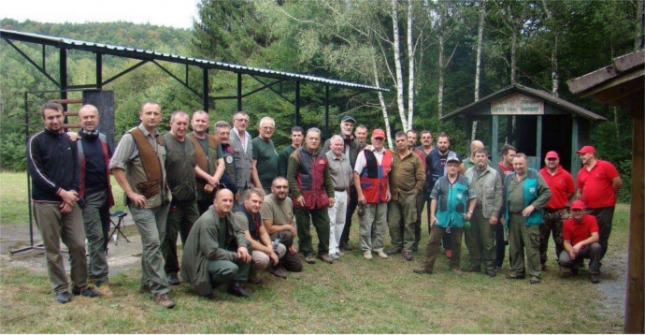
xmin=77 ymin=104 xmax=115 ymax=298
xmin=27 ymin=101 xmax=98 ymax=304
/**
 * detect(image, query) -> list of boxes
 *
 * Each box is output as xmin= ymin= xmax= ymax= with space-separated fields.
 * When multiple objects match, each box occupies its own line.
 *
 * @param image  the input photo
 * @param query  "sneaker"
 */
xmin=97 ymin=283 xmax=114 ymax=298
xmin=376 ymin=250 xmax=388 ymax=259
xmin=319 ymin=254 xmax=334 ymax=264
xmin=72 ymin=287 xmax=99 ymax=298
xmin=55 ymin=291 xmax=72 ymax=304
xmin=152 ymin=293 xmax=176 ymax=309
xmin=363 ymin=251 xmax=373 ymax=260
xmin=387 ymin=246 xmax=403 ymax=255
xmin=589 ymin=274 xmax=600 ymax=284
xmin=463 ymin=264 xmax=481 ymax=273
xmin=337 ymin=250 xmax=344 ymax=256
xmin=329 ymin=253 xmax=340 ymax=260
xmin=304 ymin=255 xmax=316 ymax=264
xmin=529 ymin=276 xmax=542 ymax=284
xmin=403 ymin=250 xmax=413 ymax=261
xmin=444 ymin=249 xmax=452 ymax=258
xmin=413 ymin=267 xmax=433 ymax=275
xmin=271 ymin=266 xmax=288 ymax=279
xmin=167 ymin=273 xmax=180 ymax=286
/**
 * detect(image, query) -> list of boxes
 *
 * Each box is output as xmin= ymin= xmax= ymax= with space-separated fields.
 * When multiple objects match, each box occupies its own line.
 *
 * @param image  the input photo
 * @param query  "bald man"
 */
xmin=460 ymin=140 xmax=489 ymax=174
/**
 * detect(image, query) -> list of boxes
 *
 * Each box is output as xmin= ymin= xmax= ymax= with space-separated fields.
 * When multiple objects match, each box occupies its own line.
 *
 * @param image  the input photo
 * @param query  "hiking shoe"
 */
xmin=248 ymin=276 xmax=263 ymax=285
xmin=589 ymin=274 xmax=600 ymax=284
xmin=271 ymin=266 xmax=288 ymax=279
xmin=486 ymin=269 xmax=497 ymax=278
xmin=167 ymin=273 xmax=180 ymax=286
xmin=363 ymin=251 xmax=373 ymax=260
xmin=152 ymin=293 xmax=176 ymax=309
xmin=376 ymin=250 xmax=388 ymax=259
xmin=403 ymin=250 xmax=413 ymax=261
xmin=226 ymin=281 xmax=250 ymax=298
xmin=319 ymin=254 xmax=334 ymax=264
xmin=529 ymin=276 xmax=542 ymax=284
xmin=72 ymin=287 xmax=99 ymax=298
xmin=413 ymin=267 xmax=433 ymax=275
xmin=97 ymin=283 xmax=114 ymax=298
xmin=387 ymin=246 xmax=403 ymax=255
xmin=304 ymin=255 xmax=316 ymax=264
xmin=340 ymin=242 xmax=354 ymax=251
xmin=463 ymin=264 xmax=481 ymax=273
xmin=505 ymin=273 xmax=526 ymax=280
xmin=55 ymin=292 xmax=72 ymax=304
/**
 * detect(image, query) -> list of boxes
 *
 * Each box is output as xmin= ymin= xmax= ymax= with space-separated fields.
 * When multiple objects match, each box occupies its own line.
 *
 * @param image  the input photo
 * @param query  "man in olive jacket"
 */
xmin=181 ymin=189 xmax=252 ymax=299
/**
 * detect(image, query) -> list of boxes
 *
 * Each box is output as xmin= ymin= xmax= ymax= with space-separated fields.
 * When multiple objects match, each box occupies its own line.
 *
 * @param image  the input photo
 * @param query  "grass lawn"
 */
xmin=0 ymin=172 xmax=628 ymax=333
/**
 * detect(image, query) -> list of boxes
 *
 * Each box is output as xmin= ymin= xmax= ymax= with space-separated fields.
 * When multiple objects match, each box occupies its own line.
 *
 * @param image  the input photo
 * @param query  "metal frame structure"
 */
xmin=0 ymin=29 xmax=388 ymax=133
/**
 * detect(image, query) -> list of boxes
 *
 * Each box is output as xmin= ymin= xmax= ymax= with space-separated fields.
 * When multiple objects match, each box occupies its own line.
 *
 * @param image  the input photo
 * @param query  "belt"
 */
xmin=544 ymin=207 xmax=566 ymax=212
xmin=335 ymin=188 xmax=347 ymax=192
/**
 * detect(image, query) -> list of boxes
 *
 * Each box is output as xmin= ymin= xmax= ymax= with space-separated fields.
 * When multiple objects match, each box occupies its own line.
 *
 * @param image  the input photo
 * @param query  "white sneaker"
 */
xmin=337 ymin=250 xmax=344 ymax=256
xmin=363 ymin=251 xmax=373 ymax=260
xmin=330 ymin=253 xmax=340 ymax=260
xmin=376 ymin=250 xmax=388 ymax=258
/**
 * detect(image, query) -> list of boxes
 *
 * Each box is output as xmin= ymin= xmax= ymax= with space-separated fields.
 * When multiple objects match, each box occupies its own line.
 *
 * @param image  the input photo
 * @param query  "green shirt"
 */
xmin=252 ymin=136 xmax=278 ymax=191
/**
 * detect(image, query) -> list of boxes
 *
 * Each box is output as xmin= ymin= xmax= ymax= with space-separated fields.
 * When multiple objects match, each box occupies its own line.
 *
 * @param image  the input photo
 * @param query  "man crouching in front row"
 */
xmin=181 ymin=189 xmax=252 ymax=299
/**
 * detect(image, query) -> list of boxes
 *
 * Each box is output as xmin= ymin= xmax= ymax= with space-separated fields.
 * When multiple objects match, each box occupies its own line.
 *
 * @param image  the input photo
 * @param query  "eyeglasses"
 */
xmin=273 ymin=185 xmax=288 ymax=189
xmin=235 ymin=118 xmax=249 ymax=122
xmin=261 ymin=126 xmax=275 ymax=130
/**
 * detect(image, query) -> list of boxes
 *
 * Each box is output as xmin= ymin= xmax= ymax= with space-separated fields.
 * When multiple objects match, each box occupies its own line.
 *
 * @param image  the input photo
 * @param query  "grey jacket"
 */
xmin=465 ymin=165 xmax=503 ymax=219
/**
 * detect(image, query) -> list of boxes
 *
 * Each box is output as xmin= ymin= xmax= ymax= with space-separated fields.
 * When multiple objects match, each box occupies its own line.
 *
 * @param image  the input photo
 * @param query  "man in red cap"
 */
xmin=575 ymin=145 xmax=622 ymax=260
xmin=538 ymin=151 xmax=575 ymax=270
xmin=559 ymin=200 xmax=602 ymax=283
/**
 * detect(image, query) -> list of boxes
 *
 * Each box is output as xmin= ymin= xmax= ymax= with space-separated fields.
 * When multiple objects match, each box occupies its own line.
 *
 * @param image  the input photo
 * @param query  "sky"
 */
xmin=2 ymin=0 xmax=201 ymax=29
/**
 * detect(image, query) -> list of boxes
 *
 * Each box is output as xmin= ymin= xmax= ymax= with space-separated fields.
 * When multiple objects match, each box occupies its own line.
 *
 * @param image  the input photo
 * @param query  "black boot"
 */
xmin=226 ymin=281 xmax=250 ymax=298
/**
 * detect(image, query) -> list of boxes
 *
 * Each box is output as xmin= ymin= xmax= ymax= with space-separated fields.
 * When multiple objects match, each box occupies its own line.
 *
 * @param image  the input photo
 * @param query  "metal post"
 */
xmin=60 ymin=48 xmax=68 ymax=124
xmin=536 ymin=115 xmax=543 ymax=169
xmin=570 ymin=117 xmax=580 ymax=179
xmin=491 ymin=115 xmax=499 ymax=164
xmin=237 ymin=73 xmax=242 ymax=111
xmin=295 ymin=81 xmax=300 ymax=125
xmin=96 ymin=53 xmax=102 ymax=89
xmin=324 ymin=85 xmax=330 ymax=138
xmin=202 ymin=68 xmax=209 ymax=112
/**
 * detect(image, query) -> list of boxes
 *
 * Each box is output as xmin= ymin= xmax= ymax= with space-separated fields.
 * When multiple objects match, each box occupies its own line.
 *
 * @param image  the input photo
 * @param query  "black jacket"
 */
xmin=27 ymin=128 xmax=80 ymax=202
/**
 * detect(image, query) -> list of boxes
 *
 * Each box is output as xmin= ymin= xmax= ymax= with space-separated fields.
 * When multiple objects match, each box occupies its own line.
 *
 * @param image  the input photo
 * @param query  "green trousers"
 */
xmin=82 ymin=190 xmax=111 ymax=285
xmin=162 ymin=202 xmax=199 ymax=276
xmin=387 ymin=193 xmax=417 ymax=251
xmin=508 ymin=213 xmax=542 ymax=278
xmin=464 ymin=206 xmax=496 ymax=272
xmin=295 ymin=207 xmax=330 ymax=257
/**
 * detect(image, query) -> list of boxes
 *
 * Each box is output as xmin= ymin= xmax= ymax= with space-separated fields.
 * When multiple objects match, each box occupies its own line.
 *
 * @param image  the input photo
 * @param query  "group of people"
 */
xmin=27 ymin=100 xmax=622 ymax=308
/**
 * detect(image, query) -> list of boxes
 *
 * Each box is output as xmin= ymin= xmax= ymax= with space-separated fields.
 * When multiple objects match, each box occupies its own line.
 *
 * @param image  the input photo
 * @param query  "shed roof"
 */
xmin=441 ymin=84 xmax=606 ymax=121
xmin=0 ymin=29 xmax=388 ymax=92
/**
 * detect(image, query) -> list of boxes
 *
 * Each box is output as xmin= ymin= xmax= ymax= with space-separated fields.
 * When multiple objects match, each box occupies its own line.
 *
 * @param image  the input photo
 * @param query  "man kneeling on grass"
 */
xmin=181 ymin=189 xmax=253 ymax=299
xmin=233 ymin=188 xmax=283 ymax=285
xmin=559 ymin=200 xmax=602 ymax=284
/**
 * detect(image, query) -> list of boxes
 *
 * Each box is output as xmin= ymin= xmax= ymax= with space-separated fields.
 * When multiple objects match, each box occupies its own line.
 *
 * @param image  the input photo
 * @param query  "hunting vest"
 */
xmin=127 ymin=127 xmax=169 ymax=208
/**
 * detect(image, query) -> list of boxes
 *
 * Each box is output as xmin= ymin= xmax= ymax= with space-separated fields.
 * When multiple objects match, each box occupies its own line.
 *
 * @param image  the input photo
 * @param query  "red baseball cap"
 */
xmin=545 ymin=151 xmax=559 ymax=159
xmin=570 ymin=200 xmax=586 ymax=210
xmin=576 ymin=145 xmax=595 ymax=155
xmin=372 ymin=129 xmax=385 ymax=139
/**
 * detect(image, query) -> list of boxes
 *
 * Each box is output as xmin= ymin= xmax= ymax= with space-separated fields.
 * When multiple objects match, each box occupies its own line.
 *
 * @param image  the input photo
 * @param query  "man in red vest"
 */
xmin=354 ymin=129 xmax=393 ymax=260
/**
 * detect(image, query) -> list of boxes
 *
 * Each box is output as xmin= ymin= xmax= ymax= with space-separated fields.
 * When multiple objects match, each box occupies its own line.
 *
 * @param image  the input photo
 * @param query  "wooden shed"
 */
xmin=567 ymin=49 xmax=644 ymax=334
xmin=441 ymin=84 xmax=606 ymax=177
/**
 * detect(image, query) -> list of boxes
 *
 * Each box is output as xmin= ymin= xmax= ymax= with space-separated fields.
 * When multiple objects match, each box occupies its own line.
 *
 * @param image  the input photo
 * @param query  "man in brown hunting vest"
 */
xmin=110 ymin=101 xmax=175 ymax=309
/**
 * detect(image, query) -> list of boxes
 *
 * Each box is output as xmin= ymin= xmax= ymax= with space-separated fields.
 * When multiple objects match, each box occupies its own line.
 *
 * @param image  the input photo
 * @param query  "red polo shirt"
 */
xmin=413 ymin=148 xmax=427 ymax=170
xmin=577 ymin=159 xmax=620 ymax=208
xmin=540 ymin=165 xmax=575 ymax=209
xmin=563 ymin=214 xmax=599 ymax=246
xmin=497 ymin=161 xmax=514 ymax=176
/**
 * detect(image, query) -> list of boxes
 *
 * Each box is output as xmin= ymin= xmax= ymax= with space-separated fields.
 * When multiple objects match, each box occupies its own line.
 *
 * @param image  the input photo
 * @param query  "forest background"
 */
xmin=1 ymin=0 xmax=641 ymax=202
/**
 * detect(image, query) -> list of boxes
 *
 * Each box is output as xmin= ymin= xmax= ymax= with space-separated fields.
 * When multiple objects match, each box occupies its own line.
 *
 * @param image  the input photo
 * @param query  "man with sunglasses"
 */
xmin=538 ymin=151 xmax=575 ymax=270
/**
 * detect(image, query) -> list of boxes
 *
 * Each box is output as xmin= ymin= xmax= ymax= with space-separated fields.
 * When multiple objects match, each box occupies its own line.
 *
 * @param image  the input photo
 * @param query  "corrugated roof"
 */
xmin=441 ymin=84 xmax=606 ymax=121
xmin=0 ymin=29 xmax=389 ymax=92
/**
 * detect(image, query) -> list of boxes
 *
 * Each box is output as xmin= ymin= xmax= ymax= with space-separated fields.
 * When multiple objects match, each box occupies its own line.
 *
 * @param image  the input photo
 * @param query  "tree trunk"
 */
xmin=406 ymin=0 xmax=415 ymax=131
xmin=391 ymin=0 xmax=407 ymax=131
xmin=472 ymin=0 xmax=487 ymax=141
xmin=372 ymin=49 xmax=393 ymax=150
xmin=542 ymin=0 xmax=559 ymax=96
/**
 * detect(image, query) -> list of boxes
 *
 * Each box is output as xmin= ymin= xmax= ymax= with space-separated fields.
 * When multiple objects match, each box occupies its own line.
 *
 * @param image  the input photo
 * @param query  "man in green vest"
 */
xmin=110 ymin=101 xmax=175 ymax=309
xmin=161 ymin=111 xmax=199 ymax=286
xmin=181 ymin=189 xmax=252 ymax=299
xmin=188 ymin=110 xmax=226 ymax=214
xmin=503 ymin=153 xmax=551 ymax=284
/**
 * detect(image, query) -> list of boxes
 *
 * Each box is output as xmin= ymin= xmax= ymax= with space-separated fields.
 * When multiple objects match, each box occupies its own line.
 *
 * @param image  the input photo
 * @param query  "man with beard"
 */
xmin=161 ymin=111 xmax=199 ymax=286
xmin=187 ymin=111 xmax=226 ymax=214
xmin=575 ymin=145 xmax=622 ymax=261
xmin=76 ymin=104 xmax=115 ymax=297
xmin=260 ymin=176 xmax=304 ymax=277
xmin=288 ymin=128 xmax=336 ymax=264
xmin=278 ymin=126 xmax=304 ymax=177
xmin=423 ymin=132 xmax=459 ymax=258
xmin=538 ymin=151 xmax=575 ymax=270
xmin=463 ymin=148 xmax=503 ymax=277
